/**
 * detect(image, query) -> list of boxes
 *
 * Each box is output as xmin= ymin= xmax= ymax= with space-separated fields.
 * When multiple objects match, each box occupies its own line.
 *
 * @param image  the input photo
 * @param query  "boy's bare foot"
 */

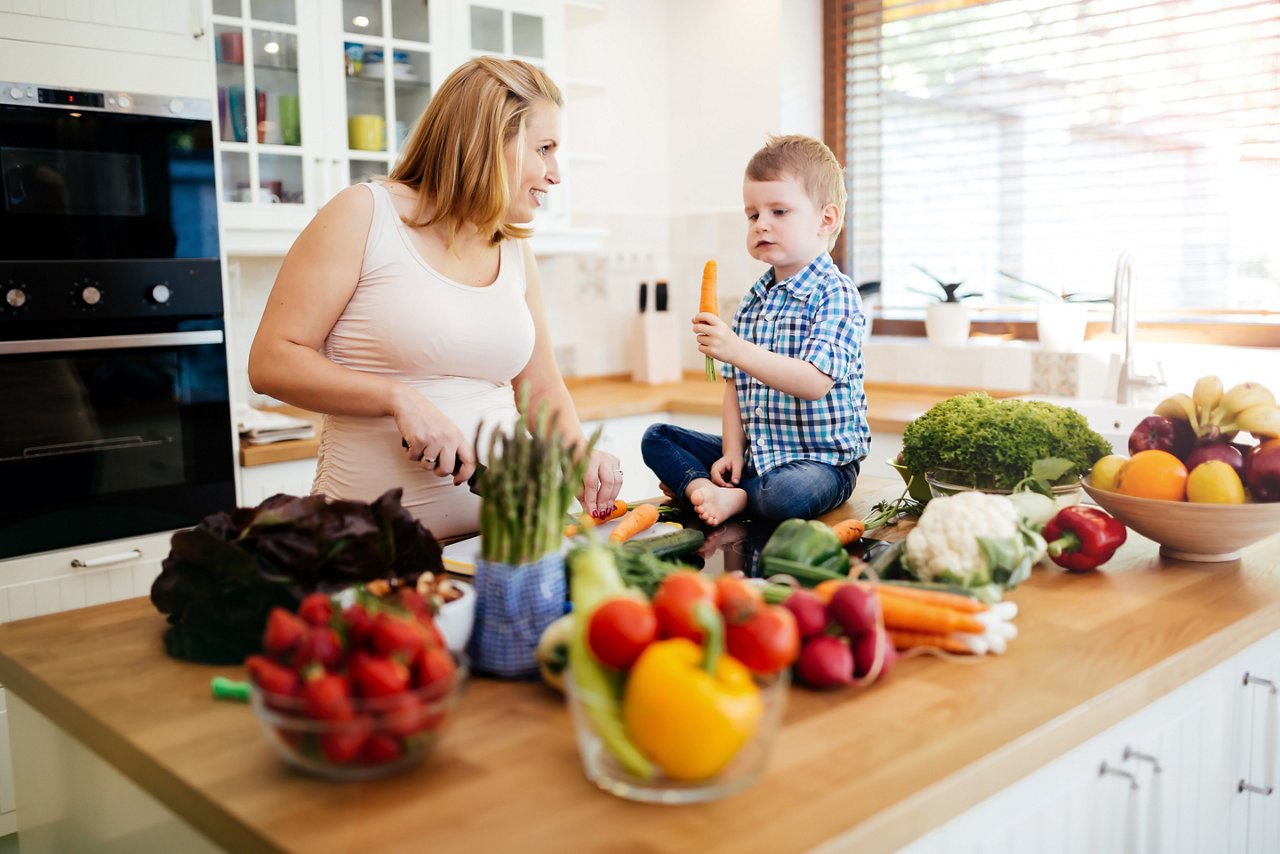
xmin=689 ymin=484 xmax=748 ymax=527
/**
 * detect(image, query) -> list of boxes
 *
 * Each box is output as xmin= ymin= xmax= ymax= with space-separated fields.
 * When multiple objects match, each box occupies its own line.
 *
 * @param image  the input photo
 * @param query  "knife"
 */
xmin=401 ymin=439 xmax=485 ymax=495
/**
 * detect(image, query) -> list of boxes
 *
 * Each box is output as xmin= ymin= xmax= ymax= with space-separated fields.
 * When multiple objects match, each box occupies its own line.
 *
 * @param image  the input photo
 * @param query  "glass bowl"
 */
xmin=249 ymin=653 xmax=468 ymax=781
xmin=564 ymin=667 xmax=789 ymax=804
xmin=925 ymin=468 xmax=1084 ymax=508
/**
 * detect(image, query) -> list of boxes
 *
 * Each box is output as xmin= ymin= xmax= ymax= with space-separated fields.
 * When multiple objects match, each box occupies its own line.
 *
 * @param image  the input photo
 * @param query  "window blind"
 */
xmin=828 ymin=0 xmax=1280 ymax=313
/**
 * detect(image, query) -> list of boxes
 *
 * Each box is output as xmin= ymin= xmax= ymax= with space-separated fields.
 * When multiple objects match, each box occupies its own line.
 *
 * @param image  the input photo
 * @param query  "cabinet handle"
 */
xmin=70 ymin=549 xmax=143 ymax=569
xmin=1240 ymin=672 xmax=1277 ymax=796
xmin=1099 ymin=762 xmax=1141 ymax=852
xmin=1124 ymin=747 xmax=1163 ymax=854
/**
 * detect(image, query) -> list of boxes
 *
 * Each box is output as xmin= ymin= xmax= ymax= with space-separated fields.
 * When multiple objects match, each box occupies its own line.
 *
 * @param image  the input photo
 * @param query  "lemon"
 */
xmin=1090 ymin=454 xmax=1128 ymax=492
xmin=1186 ymin=460 xmax=1246 ymax=504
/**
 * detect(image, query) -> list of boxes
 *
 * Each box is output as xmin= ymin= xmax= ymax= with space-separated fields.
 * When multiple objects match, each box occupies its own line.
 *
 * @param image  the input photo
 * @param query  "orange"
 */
xmin=1114 ymin=449 xmax=1189 ymax=501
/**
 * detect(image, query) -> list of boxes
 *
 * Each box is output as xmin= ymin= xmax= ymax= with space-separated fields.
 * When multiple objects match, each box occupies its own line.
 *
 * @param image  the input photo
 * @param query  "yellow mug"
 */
xmin=348 ymin=114 xmax=385 ymax=151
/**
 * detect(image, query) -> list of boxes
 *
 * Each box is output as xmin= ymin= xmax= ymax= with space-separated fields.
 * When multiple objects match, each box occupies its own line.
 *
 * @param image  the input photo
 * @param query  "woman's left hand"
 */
xmin=579 ymin=449 xmax=624 ymax=519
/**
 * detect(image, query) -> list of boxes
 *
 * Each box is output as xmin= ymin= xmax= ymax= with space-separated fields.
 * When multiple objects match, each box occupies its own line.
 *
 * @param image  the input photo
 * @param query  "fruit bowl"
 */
xmin=564 ymin=667 xmax=789 ymax=804
xmin=1081 ymin=481 xmax=1280 ymax=562
xmin=926 ymin=468 xmax=1084 ymax=507
xmin=250 ymin=653 xmax=468 ymax=781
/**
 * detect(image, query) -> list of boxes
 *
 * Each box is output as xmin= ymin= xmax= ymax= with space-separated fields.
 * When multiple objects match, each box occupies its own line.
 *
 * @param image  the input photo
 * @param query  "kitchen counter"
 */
xmin=239 ymin=378 xmax=1001 ymax=467
xmin=4 ymin=478 xmax=1280 ymax=852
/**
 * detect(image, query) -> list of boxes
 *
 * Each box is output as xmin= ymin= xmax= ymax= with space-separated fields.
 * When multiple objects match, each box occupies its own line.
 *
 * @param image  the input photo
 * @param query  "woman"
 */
xmin=248 ymin=57 xmax=622 ymax=539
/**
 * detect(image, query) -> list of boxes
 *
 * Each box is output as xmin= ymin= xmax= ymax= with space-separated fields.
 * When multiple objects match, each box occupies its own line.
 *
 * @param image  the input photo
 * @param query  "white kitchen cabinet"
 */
xmin=238 ymin=458 xmax=319 ymax=506
xmin=1230 ymin=629 xmax=1280 ymax=853
xmin=0 ymin=687 xmax=14 ymax=837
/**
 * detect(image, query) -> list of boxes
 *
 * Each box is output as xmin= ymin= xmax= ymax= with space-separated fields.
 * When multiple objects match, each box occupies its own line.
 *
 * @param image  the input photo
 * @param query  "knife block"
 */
xmin=632 ymin=312 xmax=683 ymax=384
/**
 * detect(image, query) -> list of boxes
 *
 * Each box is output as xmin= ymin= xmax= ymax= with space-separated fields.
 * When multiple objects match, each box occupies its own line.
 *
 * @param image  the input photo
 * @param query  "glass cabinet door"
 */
xmin=212 ymin=0 xmax=308 ymax=208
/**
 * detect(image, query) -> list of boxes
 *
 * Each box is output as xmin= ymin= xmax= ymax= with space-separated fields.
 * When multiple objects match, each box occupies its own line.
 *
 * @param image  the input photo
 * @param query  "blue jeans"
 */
xmin=640 ymin=423 xmax=860 ymax=521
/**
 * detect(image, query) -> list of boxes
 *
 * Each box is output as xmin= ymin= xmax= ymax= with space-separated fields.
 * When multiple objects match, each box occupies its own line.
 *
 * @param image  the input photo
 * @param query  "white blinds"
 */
xmin=838 ymin=0 xmax=1280 ymax=312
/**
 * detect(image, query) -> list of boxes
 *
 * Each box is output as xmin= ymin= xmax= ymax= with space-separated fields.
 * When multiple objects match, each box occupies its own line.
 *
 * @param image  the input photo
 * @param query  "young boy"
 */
xmin=641 ymin=134 xmax=868 ymax=525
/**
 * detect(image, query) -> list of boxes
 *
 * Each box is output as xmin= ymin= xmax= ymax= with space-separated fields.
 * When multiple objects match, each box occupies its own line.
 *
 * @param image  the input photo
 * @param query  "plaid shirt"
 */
xmin=723 ymin=253 xmax=869 ymax=474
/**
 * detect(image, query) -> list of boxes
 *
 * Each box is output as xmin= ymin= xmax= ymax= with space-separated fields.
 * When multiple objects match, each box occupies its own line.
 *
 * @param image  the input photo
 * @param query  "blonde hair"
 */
xmin=745 ymin=134 xmax=847 ymax=247
xmin=387 ymin=56 xmax=563 ymax=247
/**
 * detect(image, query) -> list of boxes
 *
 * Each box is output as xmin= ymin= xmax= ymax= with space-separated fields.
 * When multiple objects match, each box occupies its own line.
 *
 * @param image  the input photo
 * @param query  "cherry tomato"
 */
xmin=586 ymin=597 xmax=658 ymax=670
xmin=726 ymin=605 xmax=800 ymax=676
xmin=714 ymin=574 xmax=763 ymax=625
xmin=652 ymin=571 xmax=718 ymax=642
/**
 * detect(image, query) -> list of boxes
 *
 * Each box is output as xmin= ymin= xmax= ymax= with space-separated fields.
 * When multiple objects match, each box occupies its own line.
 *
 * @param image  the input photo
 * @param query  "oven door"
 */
xmin=0 ymin=323 xmax=235 ymax=559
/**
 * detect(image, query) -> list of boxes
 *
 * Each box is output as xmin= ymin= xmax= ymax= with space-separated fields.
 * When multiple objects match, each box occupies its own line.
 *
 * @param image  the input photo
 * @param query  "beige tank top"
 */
xmin=312 ymin=181 xmax=536 ymax=539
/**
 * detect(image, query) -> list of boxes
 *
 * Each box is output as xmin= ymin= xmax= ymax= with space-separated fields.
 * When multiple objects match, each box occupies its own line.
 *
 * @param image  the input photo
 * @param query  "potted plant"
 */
xmin=997 ymin=270 xmax=1111 ymax=352
xmin=911 ymin=265 xmax=981 ymax=347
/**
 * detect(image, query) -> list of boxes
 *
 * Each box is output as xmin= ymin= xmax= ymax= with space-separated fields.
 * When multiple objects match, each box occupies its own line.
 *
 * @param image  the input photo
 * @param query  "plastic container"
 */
xmin=925 ymin=468 xmax=1083 ymax=507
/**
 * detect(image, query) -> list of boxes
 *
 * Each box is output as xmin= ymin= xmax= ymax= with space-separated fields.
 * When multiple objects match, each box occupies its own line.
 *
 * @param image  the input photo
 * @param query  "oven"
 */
xmin=0 ymin=82 xmax=235 ymax=560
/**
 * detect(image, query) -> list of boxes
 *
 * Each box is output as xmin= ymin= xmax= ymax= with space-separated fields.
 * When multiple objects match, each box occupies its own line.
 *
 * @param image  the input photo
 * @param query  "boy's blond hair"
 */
xmin=745 ymin=134 xmax=847 ymax=248
xmin=388 ymin=56 xmax=563 ymax=247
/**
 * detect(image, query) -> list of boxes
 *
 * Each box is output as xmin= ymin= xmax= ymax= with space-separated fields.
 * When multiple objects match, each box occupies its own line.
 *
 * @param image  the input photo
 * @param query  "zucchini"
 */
xmin=620 ymin=528 xmax=705 ymax=559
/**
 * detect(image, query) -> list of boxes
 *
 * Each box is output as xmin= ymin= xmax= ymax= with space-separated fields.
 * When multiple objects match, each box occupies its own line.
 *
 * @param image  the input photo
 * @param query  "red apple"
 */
xmin=1185 ymin=441 xmax=1246 ymax=479
xmin=1128 ymin=415 xmax=1195 ymax=460
xmin=1246 ymin=439 xmax=1280 ymax=502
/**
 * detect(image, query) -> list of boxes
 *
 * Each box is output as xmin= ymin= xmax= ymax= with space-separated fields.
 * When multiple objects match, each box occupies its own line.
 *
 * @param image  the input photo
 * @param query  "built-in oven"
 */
xmin=0 ymin=82 xmax=235 ymax=560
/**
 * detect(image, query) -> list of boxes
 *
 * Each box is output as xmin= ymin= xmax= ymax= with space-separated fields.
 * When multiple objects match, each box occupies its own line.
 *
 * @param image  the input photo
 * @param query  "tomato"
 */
xmin=652 ymin=571 xmax=718 ymax=642
xmin=586 ymin=597 xmax=657 ymax=670
xmin=714 ymin=574 xmax=763 ymax=625
xmin=725 ymin=605 xmax=800 ymax=676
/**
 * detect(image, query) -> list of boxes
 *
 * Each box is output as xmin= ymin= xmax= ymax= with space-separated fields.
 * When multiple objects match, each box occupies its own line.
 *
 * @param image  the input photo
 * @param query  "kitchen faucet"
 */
xmin=1111 ymin=251 xmax=1164 ymax=405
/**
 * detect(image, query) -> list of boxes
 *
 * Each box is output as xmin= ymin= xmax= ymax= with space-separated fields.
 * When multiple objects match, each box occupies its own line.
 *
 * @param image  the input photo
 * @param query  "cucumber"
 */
xmin=620 ymin=528 xmax=705 ymax=559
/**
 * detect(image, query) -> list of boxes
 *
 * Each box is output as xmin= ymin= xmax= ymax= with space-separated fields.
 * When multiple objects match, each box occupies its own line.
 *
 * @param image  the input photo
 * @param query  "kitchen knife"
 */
xmin=401 ymin=439 xmax=485 ymax=494
xmin=639 ymin=281 xmax=648 ymax=312
xmin=655 ymin=280 xmax=668 ymax=312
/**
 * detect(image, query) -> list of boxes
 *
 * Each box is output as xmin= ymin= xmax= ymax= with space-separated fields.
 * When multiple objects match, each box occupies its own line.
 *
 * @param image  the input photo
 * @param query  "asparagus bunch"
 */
xmin=478 ymin=398 xmax=600 ymax=565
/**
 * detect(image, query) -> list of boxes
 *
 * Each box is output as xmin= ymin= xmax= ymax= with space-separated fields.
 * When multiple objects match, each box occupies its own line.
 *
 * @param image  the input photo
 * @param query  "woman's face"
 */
xmin=504 ymin=100 xmax=561 ymax=224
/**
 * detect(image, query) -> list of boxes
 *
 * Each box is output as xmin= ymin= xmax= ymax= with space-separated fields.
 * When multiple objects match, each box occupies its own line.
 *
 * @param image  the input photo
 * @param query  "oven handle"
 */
xmin=0 ymin=330 xmax=224 ymax=355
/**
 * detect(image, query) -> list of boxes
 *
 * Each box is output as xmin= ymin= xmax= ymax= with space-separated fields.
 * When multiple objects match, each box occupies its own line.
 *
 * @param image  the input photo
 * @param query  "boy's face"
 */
xmin=743 ymin=175 xmax=839 ymax=282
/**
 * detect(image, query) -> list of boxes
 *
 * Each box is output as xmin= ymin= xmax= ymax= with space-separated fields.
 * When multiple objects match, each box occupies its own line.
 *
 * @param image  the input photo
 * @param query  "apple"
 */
xmin=1246 ymin=439 xmax=1280 ymax=503
xmin=1128 ymin=415 xmax=1195 ymax=459
xmin=1185 ymin=441 xmax=1246 ymax=479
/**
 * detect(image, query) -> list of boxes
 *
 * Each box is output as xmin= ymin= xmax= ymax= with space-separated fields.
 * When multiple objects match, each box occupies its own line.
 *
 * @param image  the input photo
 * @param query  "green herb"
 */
xmin=861 ymin=484 xmax=926 ymax=533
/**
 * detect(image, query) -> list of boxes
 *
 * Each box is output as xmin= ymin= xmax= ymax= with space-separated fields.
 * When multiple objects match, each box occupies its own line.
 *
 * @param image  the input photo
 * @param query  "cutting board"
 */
xmin=441 ymin=520 xmax=683 ymax=576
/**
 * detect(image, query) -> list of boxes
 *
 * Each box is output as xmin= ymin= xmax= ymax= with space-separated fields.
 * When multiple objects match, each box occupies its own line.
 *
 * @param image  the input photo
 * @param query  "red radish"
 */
xmin=853 ymin=628 xmax=897 ymax=680
xmin=827 ymin=584 xmax=879 ymax=638
xmin=782 ymin=589 xmax=829 ymax=638
xmin=796 ymin=636 xmax=854 ymax=689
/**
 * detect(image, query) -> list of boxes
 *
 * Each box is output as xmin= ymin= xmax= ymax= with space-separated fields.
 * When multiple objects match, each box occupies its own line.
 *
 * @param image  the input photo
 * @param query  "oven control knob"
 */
xmin=8 ymin=87 xmax=22 ymax=100
xmin=169 ymin=98 xmax=184 ymax=114
xmin=81 ymin=285 xmax=102 ymax=306
xmin=149 ymin=284 xmax=172 ymax=304
xmin=5 ymin=287 xmax=26 ymax=308
xmin=117 ymin=94 xmax=132 ymax=110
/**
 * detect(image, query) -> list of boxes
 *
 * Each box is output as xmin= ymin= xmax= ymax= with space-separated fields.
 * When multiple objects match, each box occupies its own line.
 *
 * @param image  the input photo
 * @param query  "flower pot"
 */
xmin=925 ymin=302 xmax=971 ymax=347
xmin=467 ymin=550 xmax=566 ymax=679
xmin=1036 ymin=302 xmax=1089 ymax=352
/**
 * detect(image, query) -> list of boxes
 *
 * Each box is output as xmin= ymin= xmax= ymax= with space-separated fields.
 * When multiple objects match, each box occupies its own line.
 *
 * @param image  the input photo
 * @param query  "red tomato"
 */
xmin=652 ymin=571 xmax=718 ymax=642
xmin=714 ymin=574 xmax=763 ymax=625
xmin=726 ymin=605 xmax=800 ymax=676
xmin=586 ymin=597 xmax=658 ymax=670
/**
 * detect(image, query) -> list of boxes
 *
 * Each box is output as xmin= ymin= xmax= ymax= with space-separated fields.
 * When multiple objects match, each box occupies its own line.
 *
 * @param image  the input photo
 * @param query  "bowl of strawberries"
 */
xmin=244 ymin=589 xmax=467 ymax=781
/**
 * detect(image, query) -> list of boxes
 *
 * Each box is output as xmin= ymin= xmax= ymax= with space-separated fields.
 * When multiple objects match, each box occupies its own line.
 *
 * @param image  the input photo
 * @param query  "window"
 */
xmin=825 ymin=0 xmax=1280 ymax=316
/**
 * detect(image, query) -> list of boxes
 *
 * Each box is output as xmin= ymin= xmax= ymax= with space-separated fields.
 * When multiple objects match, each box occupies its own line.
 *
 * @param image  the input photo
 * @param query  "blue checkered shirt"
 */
xmin=723 ymin=253 xmax=869 ymax=474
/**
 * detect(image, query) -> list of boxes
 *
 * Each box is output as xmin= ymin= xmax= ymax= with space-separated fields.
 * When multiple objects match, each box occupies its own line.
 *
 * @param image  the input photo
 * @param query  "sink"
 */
xmin=1018 ymin=396 xmax=1148 ymax=456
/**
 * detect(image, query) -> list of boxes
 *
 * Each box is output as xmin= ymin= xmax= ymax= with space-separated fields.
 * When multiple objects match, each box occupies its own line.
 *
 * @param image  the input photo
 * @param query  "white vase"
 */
xmin=925 ymin=302 xmax=971 ymax=347
xmin=1036 ymin=302 xmax=1089 ymax=352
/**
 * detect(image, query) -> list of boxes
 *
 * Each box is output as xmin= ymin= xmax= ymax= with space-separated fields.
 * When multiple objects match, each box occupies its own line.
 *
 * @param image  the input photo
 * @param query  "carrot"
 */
xmin=699 ymin=259 xmax=718 ymax=382
xmin=608 ymin=504 xmax=661 ymax=544
xmin=564 ymin=499 xmax=628 ymax=537
xmin=830 ymin=518 xmax=865 ymax=546
xmin=874 ymin=582 xmax=987 ymax=613
xmin=878 ymin=594 xmax=985 ymax=635
xmin=887 ymin=629 xmax=976 ymax=655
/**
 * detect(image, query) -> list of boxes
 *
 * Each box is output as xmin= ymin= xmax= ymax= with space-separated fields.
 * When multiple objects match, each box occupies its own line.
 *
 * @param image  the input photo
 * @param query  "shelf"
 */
xmin=529 ymin=225 xmax=607 ymax=257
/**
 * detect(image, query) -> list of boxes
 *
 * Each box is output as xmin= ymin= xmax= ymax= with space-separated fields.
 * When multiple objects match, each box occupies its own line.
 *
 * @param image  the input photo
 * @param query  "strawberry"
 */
xmin=319 ymin=717 xmax=371 ymax=765
xmin=360 ymin=732 xmax=404 ymax=766
xmin=370 ymin=612 xmax=425 ymax=659
xmin=414 ymin=645 xmax=456 ymax=693
xmin=245 ymin=654 xmax=301 ymax=699
xmin=297 ymin=592 xmax=334 ymax=627
xmin=342 ymin=603 xmax=376 ymax=651
xmin=349 ymin=651 xmax=410 ymax=699
xmin=262 ymin=608 xmax=308 ymax=660
xmin=379 ymin=692 xmax=426 ymax=737
xmin=398 ymin=588 xmax=432 ymax=623
xmin=302 ymin=673 xmax=354 ymax=722
xmin=293 ymin=626 xmax=344 ymax=670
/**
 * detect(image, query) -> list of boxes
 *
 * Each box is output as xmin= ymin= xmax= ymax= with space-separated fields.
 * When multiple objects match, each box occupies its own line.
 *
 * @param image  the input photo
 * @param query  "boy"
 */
xmin=641 ymin=134 xmax=868 ymax=525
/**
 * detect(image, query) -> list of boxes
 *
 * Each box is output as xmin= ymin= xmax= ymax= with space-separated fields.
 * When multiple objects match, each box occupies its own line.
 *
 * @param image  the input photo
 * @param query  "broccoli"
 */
xmin=900 ymin=393 xmax=1112 ymax=490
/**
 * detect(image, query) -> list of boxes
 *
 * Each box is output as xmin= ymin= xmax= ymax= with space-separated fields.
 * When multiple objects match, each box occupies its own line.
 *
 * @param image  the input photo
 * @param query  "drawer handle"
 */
xmin=1099 ymin=762 xmax=1140 ymax=852
xmin=1124 ymin=747 xmax=1163 ymax=854
xmin=70 ymin=549 xmax=143 ymax=570
xmin=1239 ymin=672 xmax=1277 ymax=796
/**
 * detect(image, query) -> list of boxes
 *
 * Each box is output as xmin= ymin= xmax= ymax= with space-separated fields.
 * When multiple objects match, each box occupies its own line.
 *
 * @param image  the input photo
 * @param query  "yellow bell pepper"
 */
xmin=623 ymin=602 xmax=762 ymax=781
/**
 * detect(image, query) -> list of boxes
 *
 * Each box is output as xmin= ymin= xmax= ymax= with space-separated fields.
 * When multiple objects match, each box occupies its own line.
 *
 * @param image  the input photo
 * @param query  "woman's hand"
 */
xmin=579 ymin=448 xmax=624 ymax=519
xmin=710 ymin=451 xmax=744 ymax=487
xmin=393 ymin=386 xmax=476 ymax=486
xmin=693 ymin=312 xmax=742 ymax=365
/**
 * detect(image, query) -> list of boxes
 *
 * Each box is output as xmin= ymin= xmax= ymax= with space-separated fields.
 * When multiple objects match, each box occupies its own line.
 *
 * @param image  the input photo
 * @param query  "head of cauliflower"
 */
xmin=903 ymin=491 xmax=1019 ymax=585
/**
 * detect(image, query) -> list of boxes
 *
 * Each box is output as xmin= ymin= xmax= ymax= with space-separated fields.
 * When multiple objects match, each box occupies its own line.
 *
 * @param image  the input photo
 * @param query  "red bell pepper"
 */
xmin=1043 ymin=506 xmax=1127 ymax=572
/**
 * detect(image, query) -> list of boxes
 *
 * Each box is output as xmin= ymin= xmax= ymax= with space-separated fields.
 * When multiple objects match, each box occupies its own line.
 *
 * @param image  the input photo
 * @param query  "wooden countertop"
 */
xmin=3 ymin=478 xmax=1280 ymax=852
xmin=240 ymin=378 xmax=995 ymax=467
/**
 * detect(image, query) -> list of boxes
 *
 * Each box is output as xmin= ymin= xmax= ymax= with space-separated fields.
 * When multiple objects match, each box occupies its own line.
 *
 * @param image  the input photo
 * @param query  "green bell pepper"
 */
xmin=759 ymin=519 xmax=851 ymax=583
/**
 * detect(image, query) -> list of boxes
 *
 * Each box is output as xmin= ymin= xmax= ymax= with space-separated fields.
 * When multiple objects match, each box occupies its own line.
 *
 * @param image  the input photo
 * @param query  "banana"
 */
xmin=1231 ymin=405 xmax=1280 ymax=440
xmin=1192 ymin=375 xmax=1224 ymax=425
xmin=1215 ymin=382 xmax=1277 ymax=425
xmin=1154 ymin=393 xmax=1199 ymax=432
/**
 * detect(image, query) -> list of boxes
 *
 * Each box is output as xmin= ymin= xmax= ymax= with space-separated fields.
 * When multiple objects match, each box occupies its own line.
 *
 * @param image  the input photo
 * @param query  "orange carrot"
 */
xmin=878 ymin=594 xmax=985 ymax=635
xmin=874 ymin=582 xmax=988 ymax=613
xmin=699 ymin=260 xmax=718 ymax=381
xmin=887 ymin=629 xmax=975 ymax=655
xmin=564 ymin=499 xmax=627 ymax=537
xmin=608 ymin=504 xmax=661 ymax=543
xmin=830 ymin=518 xmax=866 ymax=546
